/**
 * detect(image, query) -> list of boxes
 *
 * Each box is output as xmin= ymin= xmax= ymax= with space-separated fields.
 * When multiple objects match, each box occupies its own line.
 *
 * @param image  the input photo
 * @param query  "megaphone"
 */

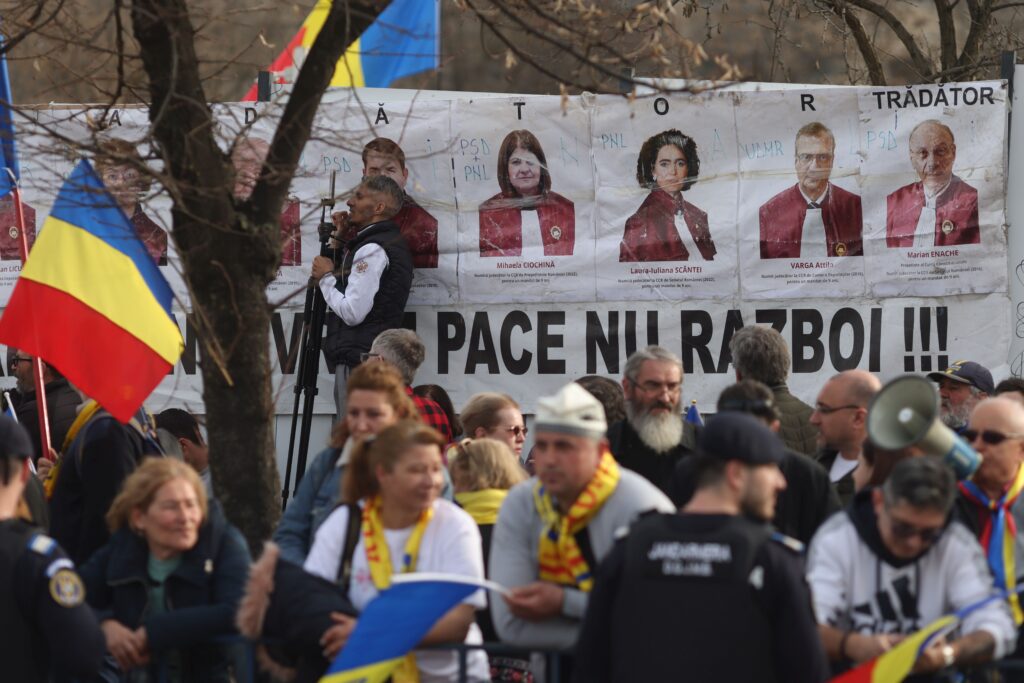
xmin=867 ymin=375 xmax=980 ymax=480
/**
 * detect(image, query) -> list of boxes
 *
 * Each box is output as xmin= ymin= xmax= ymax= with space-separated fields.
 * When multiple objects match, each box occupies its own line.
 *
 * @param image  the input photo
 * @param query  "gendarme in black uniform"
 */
xmin=574 ymin=513 xmax=823 ymax=683
xmin=0 ymin=520 xmax=106 ymax=681
xmin=0 ymin=416 xmax=104 ymax=682
xmin=573 ymin=412 xmax=830 ymax=683
xmin=323 ymin=219 xmax=413 ymax=372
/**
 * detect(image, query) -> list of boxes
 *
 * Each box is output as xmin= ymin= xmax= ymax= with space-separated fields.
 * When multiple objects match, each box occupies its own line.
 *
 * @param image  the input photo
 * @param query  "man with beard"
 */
xmin=574 ymin=412 xmax=828 ymax=683
xmin=4 ymin=350 xmax=81 ymax=465
xmin=670 ymin=381 xmax=840 ymax=544
xmin=927 ymin=360 xmax=993 ymax=434
xmin=810 ymin=370 xmax=881 ymax=507
xmin=608 ymin=346 xmax=696 ymax=494
xmin=808 ymin=457 xmax=1015 ymax=677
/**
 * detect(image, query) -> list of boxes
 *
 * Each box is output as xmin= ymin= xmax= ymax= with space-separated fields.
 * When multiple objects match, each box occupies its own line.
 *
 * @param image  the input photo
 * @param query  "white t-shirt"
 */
xmin=520 ymin=208 xmax=543 ymax=259
xmin=305 ymin=498 xmax=490 ymax=683
xmin=829 ymin=454 xmax=859 ymax=483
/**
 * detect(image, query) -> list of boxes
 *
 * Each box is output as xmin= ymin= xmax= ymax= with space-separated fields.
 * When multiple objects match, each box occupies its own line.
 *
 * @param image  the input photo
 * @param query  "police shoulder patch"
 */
xmin=770 ymin=531 xmax=805 ymax=555
xmin=49 ymin=569 xmax=85 ymax=608
xmin=28 ymin=533 xmax=56 ymax=556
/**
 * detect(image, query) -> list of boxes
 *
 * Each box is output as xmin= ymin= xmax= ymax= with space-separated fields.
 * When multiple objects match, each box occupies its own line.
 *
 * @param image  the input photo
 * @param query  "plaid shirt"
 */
xmin=407 ymin=386 xmax=453 ymax=443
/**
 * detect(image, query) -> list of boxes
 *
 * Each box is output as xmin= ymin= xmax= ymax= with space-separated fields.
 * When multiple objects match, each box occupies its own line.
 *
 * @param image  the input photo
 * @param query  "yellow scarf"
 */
xmin=534 ymin=449 xmax=620 ymax=592
xmin=455 ymin=489 xmax=508 ymax=526
xmin=43 ymin=400 xmax=102 ymax=498
xmin=361 ymin=495 xmax=434 ymax=683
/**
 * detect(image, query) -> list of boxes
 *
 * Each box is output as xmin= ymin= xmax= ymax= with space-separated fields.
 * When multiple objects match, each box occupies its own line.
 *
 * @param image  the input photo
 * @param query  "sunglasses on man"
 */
xmin=963 ymin=429 xmax=1024 ymax=446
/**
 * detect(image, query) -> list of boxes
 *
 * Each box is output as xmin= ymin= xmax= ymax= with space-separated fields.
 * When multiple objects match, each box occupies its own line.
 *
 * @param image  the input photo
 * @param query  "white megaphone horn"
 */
xmin=866 ymin=375 xmax=980 ymax=480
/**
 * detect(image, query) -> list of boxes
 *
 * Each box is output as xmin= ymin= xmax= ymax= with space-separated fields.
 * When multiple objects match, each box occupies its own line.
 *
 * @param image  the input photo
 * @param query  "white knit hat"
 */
xmin=535 ymin=383 xmax=607 ymax=440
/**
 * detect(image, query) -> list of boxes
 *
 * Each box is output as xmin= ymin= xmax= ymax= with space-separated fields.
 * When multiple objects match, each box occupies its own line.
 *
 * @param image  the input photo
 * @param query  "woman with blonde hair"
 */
xmin=303 ymin=420 xmax=490 ymax=682
xmin=79 ymin=458 xmax=250 ymax=682
xmin=460 ymin=392 xmax=528 ymax=460
xmin=449 ymin=437 xmax=529 ymax=678
xmin=273 ymin=361 xmax=417 ymax=564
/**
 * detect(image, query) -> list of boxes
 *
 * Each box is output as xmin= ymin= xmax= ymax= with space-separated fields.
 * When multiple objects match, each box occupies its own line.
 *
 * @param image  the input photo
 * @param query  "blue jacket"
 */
xmin=78 ymin=500 xmax=251 ymax=683
xmin=274 ymin=446 xmax=344 ymax=565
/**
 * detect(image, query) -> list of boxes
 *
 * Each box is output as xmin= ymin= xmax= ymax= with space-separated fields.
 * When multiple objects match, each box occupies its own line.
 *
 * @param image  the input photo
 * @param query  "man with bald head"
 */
xmin=810 ymin=370 xmax=882 ymax=506
xmin=886 ymin=119 xmax=979 ymax=248
xmin=955 ymin=397 xmax=1024 ymax=627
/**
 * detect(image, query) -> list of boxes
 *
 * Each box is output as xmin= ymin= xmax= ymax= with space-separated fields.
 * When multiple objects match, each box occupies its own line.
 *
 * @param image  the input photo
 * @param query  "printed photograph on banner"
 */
xmin=735 ymin=88 xmax=867 ymax=299
xmin=214 ymin=104 xmax=309 ymax=305
xmin=859 ymin=81 xmax=1008 ymax=297
xmin=306 ymin=97 xmax=458 ymax=305
xmin=8 ymin=107 xmax=189 ymax=307
xmin=591 ymin=92 xmax=740 ymax=301
xmin=452 ymin=96 xmax=596 ymax=303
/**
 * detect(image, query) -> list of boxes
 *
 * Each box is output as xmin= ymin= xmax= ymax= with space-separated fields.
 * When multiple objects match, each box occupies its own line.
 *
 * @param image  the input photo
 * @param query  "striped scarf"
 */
xmin=533 ymin=449 xmax=620 ymax=592
xmin=959 ymin=464 xmax=1024 ymax=624
xmin=361 ymin=495 xmax=434 ymax=683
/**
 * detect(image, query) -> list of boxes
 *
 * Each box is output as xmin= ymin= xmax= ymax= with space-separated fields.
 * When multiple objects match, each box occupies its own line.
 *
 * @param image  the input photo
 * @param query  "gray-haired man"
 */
xmin=608 ymin=345 xmax=696 ymax=494
xmin=311 ymin=174 xmax=413 ymax=420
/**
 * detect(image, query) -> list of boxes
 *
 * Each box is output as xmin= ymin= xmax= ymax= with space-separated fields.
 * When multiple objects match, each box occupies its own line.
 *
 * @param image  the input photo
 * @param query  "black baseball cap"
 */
xmin=927 ymin=360 xmax=995 ymax=395
xmin=697 ymin=411 xmax=786 ymax=465
xmin=0 ymin=415 xmax=32 ymax=461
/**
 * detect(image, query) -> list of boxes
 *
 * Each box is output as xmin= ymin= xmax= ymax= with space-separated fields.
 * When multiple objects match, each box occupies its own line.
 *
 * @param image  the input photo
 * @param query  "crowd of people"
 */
xmin=6 ymin=320 xmax=1024 ymax=683
xmin=5 ymin=147 xmax=1024 ymax=682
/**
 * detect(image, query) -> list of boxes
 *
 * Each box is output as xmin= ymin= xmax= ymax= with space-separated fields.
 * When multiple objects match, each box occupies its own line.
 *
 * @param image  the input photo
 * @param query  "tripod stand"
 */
xmin=281 ymin=172 xmax=338 ymax=509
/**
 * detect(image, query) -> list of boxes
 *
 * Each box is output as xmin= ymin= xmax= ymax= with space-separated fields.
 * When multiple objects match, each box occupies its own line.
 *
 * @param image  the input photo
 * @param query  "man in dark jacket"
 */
xmin=608 ymin=346 xmax=696 ymax=494
xmin=6 ymin=350 xmax=81 ymax=462
xmin=575 ymin=413 xmax=829 ymax=683
xmin=0 ymin=415 xmax=105 ymax=682
xmin=48 ymin=399 xmax=159 ymax=565
xmin=730 ymin=325 xmax=819 ymax=455
xmin=312 ymin=174 xmax=413 ymax=421
xmin=670 ymin=381 xmax=840 ymax=544
xmin=810 ymin=370 xmax=881 ymax=506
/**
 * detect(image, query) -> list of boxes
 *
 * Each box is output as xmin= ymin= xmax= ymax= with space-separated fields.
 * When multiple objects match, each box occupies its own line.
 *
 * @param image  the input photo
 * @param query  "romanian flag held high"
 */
xmin=829 ymin=615 xmax=957 ymax=683
xmin=319 ymin=573 xmax=489 ymax=683
xmin=0 ymin=160 xmax=183 ymax=423
xmin=243 ymin=0 xmax=440 ymax=101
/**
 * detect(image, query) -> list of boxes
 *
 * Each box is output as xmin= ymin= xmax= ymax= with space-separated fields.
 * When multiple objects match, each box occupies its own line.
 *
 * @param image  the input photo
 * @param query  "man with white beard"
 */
xmin=607 ymin=346 xmax=696 ymax=494
xmin=927 ymin=360 xmax=994 ymax=434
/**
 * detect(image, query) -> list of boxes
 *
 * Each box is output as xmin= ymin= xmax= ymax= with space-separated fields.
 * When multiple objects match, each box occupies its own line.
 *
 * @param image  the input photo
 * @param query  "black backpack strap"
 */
xmin=574 ymin=527 xmax=599 ymax=578
xmin=336 ymin=503 xmax=363 ymax=593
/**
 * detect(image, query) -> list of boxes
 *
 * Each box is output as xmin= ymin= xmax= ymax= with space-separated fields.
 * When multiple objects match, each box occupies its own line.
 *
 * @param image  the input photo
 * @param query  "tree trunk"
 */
xmin=128 ymin=0 xmax=380 ymax=550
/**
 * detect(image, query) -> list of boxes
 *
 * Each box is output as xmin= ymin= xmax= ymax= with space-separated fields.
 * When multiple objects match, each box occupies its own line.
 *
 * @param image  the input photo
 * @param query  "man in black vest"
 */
xmin=574 ymin=412 xmax=829 ymax=683
xmin=0 ymin=415 xmax=105 ymax=682
xmin=312 ymin=174 xmax=414 ymax=420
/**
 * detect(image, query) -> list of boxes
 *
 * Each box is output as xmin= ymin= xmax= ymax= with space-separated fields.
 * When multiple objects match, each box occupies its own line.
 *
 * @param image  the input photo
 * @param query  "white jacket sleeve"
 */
xmin=318 ymin=243 xmax=389 ymax=326
xmin=805 ymin=515 xmax=855 ymax=629
xmin=945 ymin=524 xmax=1018 ymax=659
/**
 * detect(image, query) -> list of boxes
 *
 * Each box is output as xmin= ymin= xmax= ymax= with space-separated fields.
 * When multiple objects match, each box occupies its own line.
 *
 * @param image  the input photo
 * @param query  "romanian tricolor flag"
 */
xmin=0 ymin=160 xmax=183 ymax=422
xmin=319 ymin=573 xmax=490 ymax=683
xmin=243 ymin=0 xmax=440 ymax=101
xmin=829 ymin=615 xmax=957 ymax=683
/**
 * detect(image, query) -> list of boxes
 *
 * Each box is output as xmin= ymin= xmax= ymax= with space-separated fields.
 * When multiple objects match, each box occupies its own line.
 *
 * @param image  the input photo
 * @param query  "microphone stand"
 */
xmin=281 ymin=171 xmax=338 ymax=509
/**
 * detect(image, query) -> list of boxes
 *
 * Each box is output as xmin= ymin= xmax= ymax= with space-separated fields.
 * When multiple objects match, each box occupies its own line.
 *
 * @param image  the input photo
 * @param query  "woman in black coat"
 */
xmin=79 ymin=458 xmax=251 ymax=682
